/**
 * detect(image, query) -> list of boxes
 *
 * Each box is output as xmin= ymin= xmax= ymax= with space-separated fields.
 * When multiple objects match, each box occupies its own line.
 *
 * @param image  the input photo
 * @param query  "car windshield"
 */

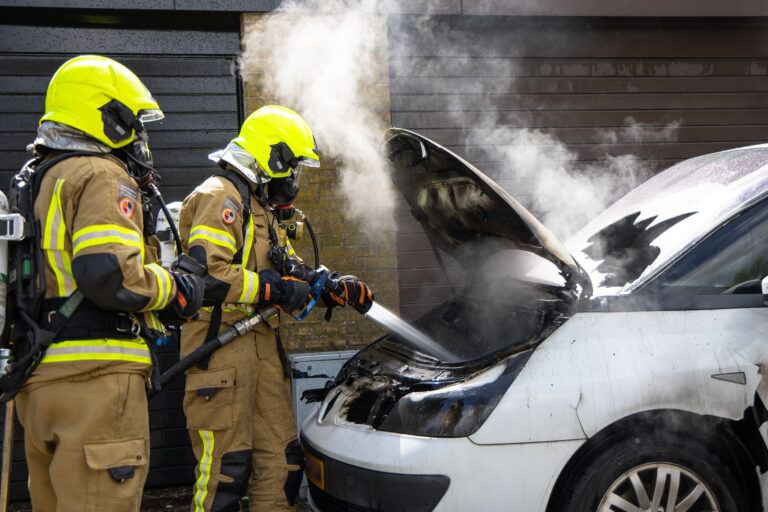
xmin=567 ymin=145 xmax=768 ymax=295
xmin=640 ymin=198 xmax=768 ymax=295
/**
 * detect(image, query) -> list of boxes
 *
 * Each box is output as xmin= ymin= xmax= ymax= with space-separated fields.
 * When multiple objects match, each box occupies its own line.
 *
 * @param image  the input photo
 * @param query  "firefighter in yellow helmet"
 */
xmin=12 ymin=55 xmax=204 ymax=511
xmin=178 ymin=105 xmax=373 ymax=511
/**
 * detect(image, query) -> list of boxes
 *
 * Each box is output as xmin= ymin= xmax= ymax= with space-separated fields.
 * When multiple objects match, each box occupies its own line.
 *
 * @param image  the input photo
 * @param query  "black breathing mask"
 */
xmin=267 ymin=170 xmax=300 ymax=210
xmin=117 ymin=139 xmax=158 ymax=188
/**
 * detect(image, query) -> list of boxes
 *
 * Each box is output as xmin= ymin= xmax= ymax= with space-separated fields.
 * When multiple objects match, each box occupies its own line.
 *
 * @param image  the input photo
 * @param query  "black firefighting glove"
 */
xmin=159 ymin=270 xmax=205 ymax=325
xmin=258 ymin=269 xmax=311 ymax=314
xmin=321 ymin=275 xmax=374 ymax=315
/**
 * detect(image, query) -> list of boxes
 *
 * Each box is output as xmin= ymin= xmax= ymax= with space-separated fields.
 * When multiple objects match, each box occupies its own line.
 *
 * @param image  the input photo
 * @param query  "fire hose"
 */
xmin=148 ymin=305 xmax=278 ymax=398
xmin=149 ymin=266 xmax=331 ymax=397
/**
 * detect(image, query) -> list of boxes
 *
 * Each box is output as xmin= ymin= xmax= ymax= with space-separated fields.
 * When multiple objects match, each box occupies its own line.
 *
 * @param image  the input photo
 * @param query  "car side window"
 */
xmin=643 ymin=199 xmax=768 ymax=295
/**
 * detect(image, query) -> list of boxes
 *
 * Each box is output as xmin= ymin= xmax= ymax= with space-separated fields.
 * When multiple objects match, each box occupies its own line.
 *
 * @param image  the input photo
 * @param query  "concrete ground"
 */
xmin=8 ymin=486 xmax=312 ymax=511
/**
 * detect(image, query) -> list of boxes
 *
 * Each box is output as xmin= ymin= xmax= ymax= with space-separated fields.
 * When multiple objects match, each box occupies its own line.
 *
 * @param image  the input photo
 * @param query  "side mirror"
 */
xmin=762 ymin=276 xmax=768 ymax=306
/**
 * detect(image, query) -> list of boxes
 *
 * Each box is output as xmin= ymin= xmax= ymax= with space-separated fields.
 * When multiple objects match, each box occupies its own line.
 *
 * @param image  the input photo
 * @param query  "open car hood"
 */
xmin=385 ymin=128 xmax=592 ymax=296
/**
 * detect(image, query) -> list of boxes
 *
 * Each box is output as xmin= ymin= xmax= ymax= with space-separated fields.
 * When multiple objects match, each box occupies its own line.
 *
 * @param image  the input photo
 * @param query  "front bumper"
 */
xmin=301 ymin=392 xmax=585 ymax=512
xmin=304 ymin=439 xmax=449 ymax=512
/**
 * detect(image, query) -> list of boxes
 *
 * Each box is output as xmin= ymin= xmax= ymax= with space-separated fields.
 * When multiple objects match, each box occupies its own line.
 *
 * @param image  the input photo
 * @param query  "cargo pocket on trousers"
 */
xmin=183 ymin=367 xmax=236 ymax=431
xmin=83 ymin=437 xmax=147 ymax=502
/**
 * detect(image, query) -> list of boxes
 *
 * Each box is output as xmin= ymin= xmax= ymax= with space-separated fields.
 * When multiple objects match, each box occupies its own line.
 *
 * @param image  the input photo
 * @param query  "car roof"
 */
xmin=566 ymin=143 xmax=768 ymax=296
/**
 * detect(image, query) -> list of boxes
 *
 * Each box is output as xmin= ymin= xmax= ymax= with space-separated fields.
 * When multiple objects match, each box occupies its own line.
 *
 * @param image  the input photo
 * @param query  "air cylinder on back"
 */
xmin=155 ymin=201 xmax=182 ymax=268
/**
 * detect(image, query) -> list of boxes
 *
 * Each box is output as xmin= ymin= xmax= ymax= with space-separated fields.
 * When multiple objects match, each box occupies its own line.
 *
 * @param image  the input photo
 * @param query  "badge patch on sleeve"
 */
xmin=221 ymin=207 xmax=236 ymax=224
xmin=118 ymin=182 xmax=138 ymax=219
xmin=221 ymin=197 xmax=240 ymax=225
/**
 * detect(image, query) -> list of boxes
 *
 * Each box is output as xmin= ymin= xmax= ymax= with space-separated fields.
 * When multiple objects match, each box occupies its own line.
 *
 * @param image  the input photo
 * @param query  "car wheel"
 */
xmin=557 ymin=430 xmax=748 ymax=512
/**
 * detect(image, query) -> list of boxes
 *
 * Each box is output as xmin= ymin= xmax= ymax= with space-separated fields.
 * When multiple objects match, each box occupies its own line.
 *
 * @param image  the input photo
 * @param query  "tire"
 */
xmin=556 ymin=428 xmax=749 ymax=512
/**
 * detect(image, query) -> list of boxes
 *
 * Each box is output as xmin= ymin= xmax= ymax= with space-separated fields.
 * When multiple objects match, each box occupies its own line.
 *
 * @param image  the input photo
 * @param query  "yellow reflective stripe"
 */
xmin=241 ymin=213 xmax=253 ymax=267
xmin=43 ymin=179 xmax=76 ymax=296
xmin=148 ymin=312 xmax=163 ymax=332
xmin=39 ymin=339 xmax=151 ymax=364
xmin=202 ymin=304 xmax=255 ymax=315
xmin=189 ymin=226 xmax=236 ymax=253
xmin=194 ymin=430 xmax=214 ymax=512
xmin=72 ymin=223 xmax=143 ymax=260
xmin=286 ymin=240 xmax=296 ymax=257
xmin=74 ymin=224 xmax=139 ymax=239
xmin=147 ymin=263 xmax=173 ymax=310
xmin=236 ymin=269 xmax=259 ymax=304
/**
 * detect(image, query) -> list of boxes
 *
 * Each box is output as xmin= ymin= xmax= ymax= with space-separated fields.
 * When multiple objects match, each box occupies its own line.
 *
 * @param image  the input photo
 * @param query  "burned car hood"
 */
xmin=385 ymin=128 xmax=591 ymax=296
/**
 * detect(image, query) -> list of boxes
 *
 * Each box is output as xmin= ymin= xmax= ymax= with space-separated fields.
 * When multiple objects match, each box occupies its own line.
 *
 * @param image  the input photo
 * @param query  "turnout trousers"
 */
xmin=183 ymin=319 xmax=301 ymax=512
xmin=15 ymin=372 xmax=150 ymax=512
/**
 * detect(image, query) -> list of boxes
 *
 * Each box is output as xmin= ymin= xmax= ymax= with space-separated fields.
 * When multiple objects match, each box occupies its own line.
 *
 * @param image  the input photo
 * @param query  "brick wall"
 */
xmin=240 ymin=12 xmax=397 ymax=353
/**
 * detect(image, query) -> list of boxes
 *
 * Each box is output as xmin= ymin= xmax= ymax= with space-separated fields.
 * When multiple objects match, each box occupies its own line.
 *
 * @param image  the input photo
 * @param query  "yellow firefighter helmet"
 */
xmin=232 ymin=105 xmax=320 ymax=182
xmin=40 ymin=55 xmax=163 ymax=149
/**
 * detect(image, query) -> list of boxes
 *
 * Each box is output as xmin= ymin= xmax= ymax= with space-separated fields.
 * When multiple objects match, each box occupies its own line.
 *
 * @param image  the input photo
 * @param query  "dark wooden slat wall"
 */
xmin=0 ymin=54 xmax=239 ymax=203
xmin=0 ymin=25 xmax=240 ymax=500
xmin=388 ymin=16 xmax=768 ymax=321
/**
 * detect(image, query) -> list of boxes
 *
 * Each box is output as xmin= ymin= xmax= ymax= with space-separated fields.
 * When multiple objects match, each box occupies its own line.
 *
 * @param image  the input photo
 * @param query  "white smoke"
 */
xmin=467 ymin=117 xmax=679 ymax=239
xmin=243 ymin=5 xmax=681 ymax=243
xmin=384 ymin=12 xmax=684 ymax=240
xmin=240 ymin=0 xmax=396 ymax=233
xmin=598 ymin=117 xmax=681 ymax=144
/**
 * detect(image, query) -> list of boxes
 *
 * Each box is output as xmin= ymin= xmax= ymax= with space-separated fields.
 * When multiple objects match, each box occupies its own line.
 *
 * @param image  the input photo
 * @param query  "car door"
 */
xmin=638 ymin=195 xmax=768 ymax=417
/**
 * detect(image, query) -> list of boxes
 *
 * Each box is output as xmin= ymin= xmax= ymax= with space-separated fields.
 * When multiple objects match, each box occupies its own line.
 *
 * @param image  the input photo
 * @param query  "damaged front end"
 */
xmin=324 ymin=282 xmax=571 ymax=437
xmin=313 ymin=129 xmax=592 ymax=438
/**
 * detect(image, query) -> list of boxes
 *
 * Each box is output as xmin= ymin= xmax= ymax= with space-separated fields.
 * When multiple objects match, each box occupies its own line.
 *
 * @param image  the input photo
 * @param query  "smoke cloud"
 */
xmin=469 ymin=118 xmax=679 ymax=239
xmin=240 ymin=1 xmax=396 ymax=234
xmin=243 ymin=4 xmax=681 ymax=242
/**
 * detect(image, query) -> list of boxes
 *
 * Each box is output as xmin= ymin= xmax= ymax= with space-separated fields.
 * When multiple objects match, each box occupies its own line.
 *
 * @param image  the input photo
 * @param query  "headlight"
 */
xmin=376 ymin=350 xmax=531 ymax=437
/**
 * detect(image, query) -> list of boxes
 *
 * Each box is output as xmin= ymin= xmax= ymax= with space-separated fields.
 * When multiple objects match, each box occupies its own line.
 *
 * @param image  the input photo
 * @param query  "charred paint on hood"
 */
xmin=583 ymin=211 xmax=696 ymax=288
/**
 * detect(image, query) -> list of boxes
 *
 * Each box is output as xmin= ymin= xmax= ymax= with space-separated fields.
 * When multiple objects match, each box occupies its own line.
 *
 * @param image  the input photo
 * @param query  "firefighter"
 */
xmin=13 ymin=55 xmax=204 ymax=512
xmin=178 ymin=105 xmax=373 ymax=511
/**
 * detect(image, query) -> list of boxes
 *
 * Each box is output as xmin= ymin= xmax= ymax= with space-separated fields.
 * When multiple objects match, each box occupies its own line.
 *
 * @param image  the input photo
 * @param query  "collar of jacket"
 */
xmin=33 ymin=121 xmax=112 ymax=154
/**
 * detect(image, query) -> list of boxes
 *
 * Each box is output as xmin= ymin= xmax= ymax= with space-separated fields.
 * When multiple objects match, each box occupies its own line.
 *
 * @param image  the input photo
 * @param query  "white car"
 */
xmin=301 ymin=129 xmax=768 ymax=512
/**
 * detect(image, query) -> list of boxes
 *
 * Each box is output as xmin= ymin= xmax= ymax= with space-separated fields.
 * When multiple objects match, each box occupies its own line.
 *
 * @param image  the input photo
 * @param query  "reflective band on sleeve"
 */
xmin=202 ymin=303 xmax=255 ymax=315
xmin=43 ymin=178 xmax=76 ymax=296
xmin=194 ymin=430 xmax=215 ymax=512
xmin=237 ymin=269 xmax=259 ymax=304
xmin=286 ymin=240 xmax=296 ymax=257
xmin=147 ymin=263 xmax=173 ymax=310
xmin=189 ymin=225 xmax=237 ymax=254
xmin=72 ymin=224 xmax=143 ymax=260
xmin=39 ymin=339 xmax=151 ymax=364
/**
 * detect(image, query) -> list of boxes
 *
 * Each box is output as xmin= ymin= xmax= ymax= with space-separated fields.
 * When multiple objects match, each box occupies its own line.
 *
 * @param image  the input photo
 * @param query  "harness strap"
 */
xmin=197 ymin=171 xmax=253 ymax=369
xmin=215 ymin=170 xmax=251 ymax=267
xmin=40 ymin=296 xmax=138 ymax=342
xmin=37 ymin=289 xmax=86 ymax=347
xmin=197 ymin=303 xmax=222 ymax=370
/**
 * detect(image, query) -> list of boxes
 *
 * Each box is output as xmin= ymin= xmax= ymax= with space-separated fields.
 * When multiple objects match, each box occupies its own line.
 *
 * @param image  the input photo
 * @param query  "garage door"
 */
xmin=0 ymin=23 xmax=241 ymax=500
xmin=389 ymin=16 xmax=768 ymax=320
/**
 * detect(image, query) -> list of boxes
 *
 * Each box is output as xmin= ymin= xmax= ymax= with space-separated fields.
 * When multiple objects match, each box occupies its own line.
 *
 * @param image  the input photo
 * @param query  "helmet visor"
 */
xmin=295 ymin=157 xmax=320 ymax=171
xmin=138 ymin=108 xmax=164 ymax=123
xmin=209 ymin=142 xmax=269 ymax=185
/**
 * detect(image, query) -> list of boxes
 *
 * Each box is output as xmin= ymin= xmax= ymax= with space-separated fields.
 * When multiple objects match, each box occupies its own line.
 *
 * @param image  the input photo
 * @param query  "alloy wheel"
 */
xmin=598 ymin=462 xmax=719 ymax=512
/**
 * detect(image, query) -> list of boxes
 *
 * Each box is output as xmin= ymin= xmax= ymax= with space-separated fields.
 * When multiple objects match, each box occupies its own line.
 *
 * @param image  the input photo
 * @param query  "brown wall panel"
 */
xmin=392 ymin=76 xmax=768 ymax=95
xmin=391 ymin=92 xmax=768 ymax=111
xmin=393 ymin=108 xmax=768 ymax=129
xmin=392 ymin=58 xmax=768 ymax=78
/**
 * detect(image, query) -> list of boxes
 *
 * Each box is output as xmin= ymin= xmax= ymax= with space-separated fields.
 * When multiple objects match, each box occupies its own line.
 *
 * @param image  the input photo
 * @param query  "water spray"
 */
xmin=365 ymin=302 xmax=457 ymax=362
